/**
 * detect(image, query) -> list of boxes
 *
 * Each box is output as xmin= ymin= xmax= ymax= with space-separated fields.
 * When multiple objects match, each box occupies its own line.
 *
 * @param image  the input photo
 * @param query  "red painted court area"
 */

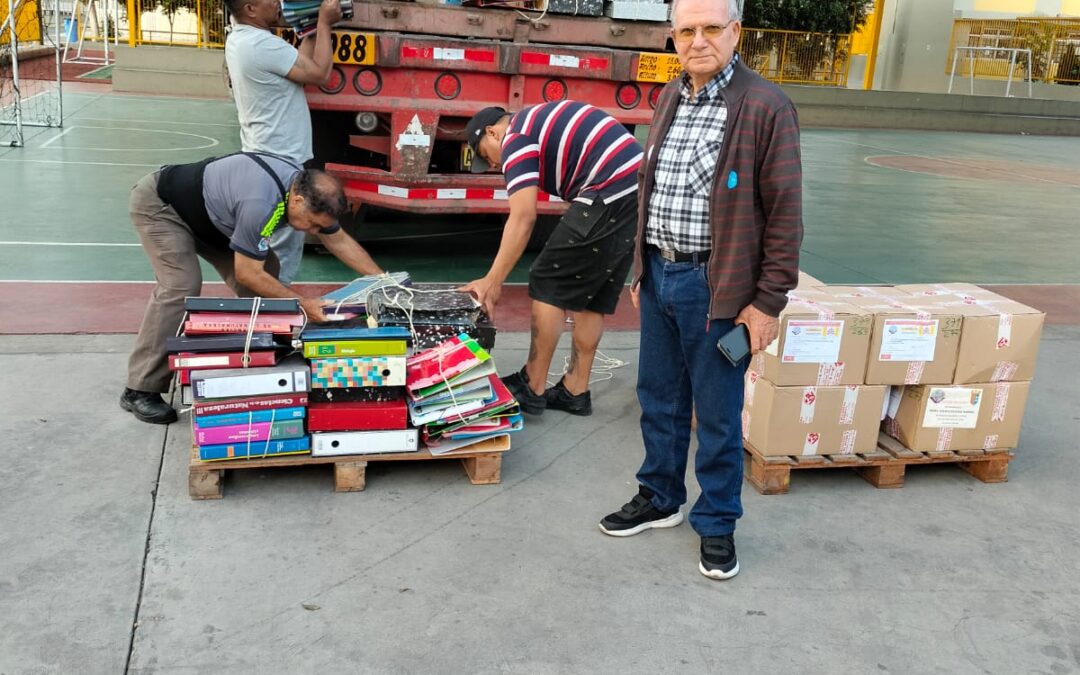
xmin=0 ymin=282 xmax=641 ymax=334
xmin=0 ymin=282 xmax=1077 ymax=335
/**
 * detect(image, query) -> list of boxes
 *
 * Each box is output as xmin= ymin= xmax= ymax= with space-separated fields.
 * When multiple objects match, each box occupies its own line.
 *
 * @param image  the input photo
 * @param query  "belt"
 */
xmin=650 ymin=245 xmax=711 ymax=264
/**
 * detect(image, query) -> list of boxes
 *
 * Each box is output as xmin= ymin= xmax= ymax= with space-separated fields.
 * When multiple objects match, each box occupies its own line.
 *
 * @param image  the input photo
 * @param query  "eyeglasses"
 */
xmin=672 ymin=22 xmax=732 ymax=44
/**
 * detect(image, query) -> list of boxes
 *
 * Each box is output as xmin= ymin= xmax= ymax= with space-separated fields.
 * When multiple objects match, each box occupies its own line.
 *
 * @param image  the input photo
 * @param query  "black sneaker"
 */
xmin=544 ymin=379 xmax=592 ymax=416
xmin=501 ymin=367 xmax=546 ymax=415
xmin=699 ymin=534 xmax=740 ymax=580
xmin=120 ymin=388 xmax=178 ymax=425
xmin=599 ymin=485 xmax=683 ymax=537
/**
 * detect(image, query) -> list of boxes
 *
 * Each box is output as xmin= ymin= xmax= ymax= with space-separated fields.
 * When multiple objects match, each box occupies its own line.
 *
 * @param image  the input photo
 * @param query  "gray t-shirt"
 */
xmin=225 ymin=24 xmax=313 ymax=166
xmin=203 ymin=154 xmax=339 ymax=259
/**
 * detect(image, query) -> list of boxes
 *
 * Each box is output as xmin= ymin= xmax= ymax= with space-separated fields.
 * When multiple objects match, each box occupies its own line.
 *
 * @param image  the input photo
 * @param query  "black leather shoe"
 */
xmin=120 ymin=388 xmax=178 ymax=424
xmin=501 ymin=367 xmax=546 ymax=415
xmin=544 ymin=379 xmax=592 ymax=416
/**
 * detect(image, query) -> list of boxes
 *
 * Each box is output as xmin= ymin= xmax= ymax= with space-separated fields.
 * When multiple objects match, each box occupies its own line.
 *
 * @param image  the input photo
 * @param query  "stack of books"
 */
xmin=166 ymin=297 xmax=311 ymax=461
xmin=367 ymin=284 xmax=497 ymax=350
xmin=281 ymin=0 xmax=355 ymax=38
xmin=304 ymin=326 xmax=419 ymax=456
xmin=406 ymin=334 xmax=522 ymax=455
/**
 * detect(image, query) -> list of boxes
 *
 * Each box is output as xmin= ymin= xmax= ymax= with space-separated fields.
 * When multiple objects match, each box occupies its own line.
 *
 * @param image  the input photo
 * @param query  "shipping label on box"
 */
xmin=886 ymin=381 xmax=1030 ymax=452
xmin=782 ymin=320 xmax=845 ymax=363
xmin=879 ymin=319 xmax=939 ymax=362
xmin=756 ymin=296 xmax=871 ymax=386
xmin=742 ymin=375 xmax=886 ymax=457
xmin=845 ymin=297 xmax=962 ymax=386
xmin=921 ymin=387 xmax=982 ymax=428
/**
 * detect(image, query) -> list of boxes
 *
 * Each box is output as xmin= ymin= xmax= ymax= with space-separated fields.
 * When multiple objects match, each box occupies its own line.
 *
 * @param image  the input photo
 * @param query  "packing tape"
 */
xmin=816 ymin=361 xmax=845 ymax=386
xmin=991 ymin=360 xmax=1019 ymax=382
xmin=802 ymin=432 xmax=820 ymax=456
xmin=745 ymin=370 xmax=759 ymax=406
xmin=800 ymin=387 xmax=817 ymax=423
xmin=936 ymin=427 xmax=954 ymax=452
xmin=839 ymin=386 xmax=859 ymax=425
xmin=983 ymin=434 xmax=999 ymax=450
xmin=741 ymin=410 xmax=751 ymax=439
xmin=992 ymin=382 xmax=1010 ymax=423
xmin=997 ymin=313 xmax=1013 ymax=349
xmin=840 ymin=429 xmax=857 ymax=455
xmin=905 ymin=361 xmax=925 ymax=385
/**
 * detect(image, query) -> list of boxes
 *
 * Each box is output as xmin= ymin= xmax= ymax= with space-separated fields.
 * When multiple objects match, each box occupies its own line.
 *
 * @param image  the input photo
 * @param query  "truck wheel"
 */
xmin=527 ymin=215 xmax=560 ymax=252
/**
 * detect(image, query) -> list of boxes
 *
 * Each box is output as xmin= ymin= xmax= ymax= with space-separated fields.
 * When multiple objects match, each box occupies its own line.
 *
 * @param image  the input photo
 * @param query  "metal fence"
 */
xmin=741 ymin=29 xmax=853 ymax=87
xmin=126 ymin=0 xmax=224 ymax=48
xmin=948 ymin=18 xmax=1080 ymax=85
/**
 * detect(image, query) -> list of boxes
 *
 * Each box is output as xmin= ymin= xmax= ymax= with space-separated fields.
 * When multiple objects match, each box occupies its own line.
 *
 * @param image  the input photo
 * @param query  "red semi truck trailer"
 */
xmin=284 ymin=1 xmax=680 ymax=223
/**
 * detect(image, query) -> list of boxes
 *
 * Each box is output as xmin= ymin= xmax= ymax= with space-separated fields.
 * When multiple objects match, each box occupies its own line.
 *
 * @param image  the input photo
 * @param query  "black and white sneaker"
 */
xmin=598 ymin=486 xmax=683 ymax=537
xmin=502 ymin=367 xmax=547 ymax=415
xmin=699 ymin=534 xmax=739 ymax=580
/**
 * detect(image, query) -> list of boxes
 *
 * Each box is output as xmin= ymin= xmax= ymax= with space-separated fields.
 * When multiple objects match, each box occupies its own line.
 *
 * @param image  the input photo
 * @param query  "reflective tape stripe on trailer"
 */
xmin=400 ymin=45 xmax=497 ymax=63
xmin=520 ymin=52 xmax=609 ymax=70
xmin=348 ymin=182 xmax=563 ymax=202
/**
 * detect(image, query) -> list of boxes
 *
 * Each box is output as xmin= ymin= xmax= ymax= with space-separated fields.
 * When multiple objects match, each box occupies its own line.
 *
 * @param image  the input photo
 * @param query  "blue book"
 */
xmin=194 ymin=406 xmax=306 ymax=428
xmin=300 ymin=326 xmax=413 ymax=342
xmin=198 ymin=436 xmax=311 ymax=461
xmin=321 ymin=272 xmax=412 ymax=311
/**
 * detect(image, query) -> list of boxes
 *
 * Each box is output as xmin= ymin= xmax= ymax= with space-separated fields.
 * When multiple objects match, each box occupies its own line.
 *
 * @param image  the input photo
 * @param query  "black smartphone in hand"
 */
xmin=717 ymin=323 xmax=751 ymax=366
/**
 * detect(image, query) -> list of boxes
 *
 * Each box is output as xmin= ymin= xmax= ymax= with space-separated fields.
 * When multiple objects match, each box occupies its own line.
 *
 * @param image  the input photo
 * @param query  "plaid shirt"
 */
xmin=645 ymin=53 xmax=739 ymax=253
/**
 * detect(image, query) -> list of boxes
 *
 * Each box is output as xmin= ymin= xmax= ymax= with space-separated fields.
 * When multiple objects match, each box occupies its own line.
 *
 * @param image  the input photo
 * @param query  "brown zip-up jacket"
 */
xmin=633 ymin=60 xmax=803 ymax=319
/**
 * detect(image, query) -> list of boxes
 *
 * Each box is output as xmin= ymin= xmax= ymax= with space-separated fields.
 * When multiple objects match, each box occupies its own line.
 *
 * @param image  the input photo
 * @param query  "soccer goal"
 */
xmin=1 ymin=0 xmax=63 ymax=147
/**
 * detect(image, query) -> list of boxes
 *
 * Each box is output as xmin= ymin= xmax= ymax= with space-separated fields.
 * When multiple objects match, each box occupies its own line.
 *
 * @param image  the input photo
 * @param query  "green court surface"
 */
xmin=2 ymin=89 xmax=1079 ymax=285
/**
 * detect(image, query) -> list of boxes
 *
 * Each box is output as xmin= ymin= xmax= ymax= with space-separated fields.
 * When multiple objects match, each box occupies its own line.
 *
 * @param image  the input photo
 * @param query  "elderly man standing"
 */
xmin=598 ymin=0 xmax=803 ymax=580
xmin=225 ymin=0 xmax=342 ymax=284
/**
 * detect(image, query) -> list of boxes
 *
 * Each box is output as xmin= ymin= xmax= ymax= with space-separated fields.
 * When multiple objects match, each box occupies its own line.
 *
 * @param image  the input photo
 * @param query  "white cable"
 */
xmin=547 ymin=349 xmax=628 ymax=387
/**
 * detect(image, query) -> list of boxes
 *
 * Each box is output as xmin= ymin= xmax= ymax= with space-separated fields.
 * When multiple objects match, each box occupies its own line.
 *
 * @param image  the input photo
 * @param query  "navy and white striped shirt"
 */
xmin=501 ymin=101 xmax=643 ymax=205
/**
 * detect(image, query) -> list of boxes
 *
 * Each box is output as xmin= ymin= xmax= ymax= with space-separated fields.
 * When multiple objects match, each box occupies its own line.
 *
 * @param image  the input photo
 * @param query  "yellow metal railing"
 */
xmin=740 ymin=29 xmax=853 ymax=87
xmin=125 ymin=0 xmax=225 ymax=48
xmin=948 ymin=17 xmax=1080 ymax=85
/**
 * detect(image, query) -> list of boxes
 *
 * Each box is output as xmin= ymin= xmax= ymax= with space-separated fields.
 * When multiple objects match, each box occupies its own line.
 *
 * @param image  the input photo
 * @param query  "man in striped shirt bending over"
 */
xmin=460 ymin=102 xmax=643 ymax=417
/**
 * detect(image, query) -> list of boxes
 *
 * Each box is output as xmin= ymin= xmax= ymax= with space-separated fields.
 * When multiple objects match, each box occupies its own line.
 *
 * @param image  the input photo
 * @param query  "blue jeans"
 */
xmin=635 ymin=249 xmax=747 ymax=536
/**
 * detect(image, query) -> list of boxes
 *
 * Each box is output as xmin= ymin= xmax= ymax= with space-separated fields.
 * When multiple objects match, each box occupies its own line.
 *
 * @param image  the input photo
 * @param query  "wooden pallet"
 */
xmin=188 ymin=435 xmax=510 ymax=500
xmin=744 ymin=433 xmax=1014 ymax=495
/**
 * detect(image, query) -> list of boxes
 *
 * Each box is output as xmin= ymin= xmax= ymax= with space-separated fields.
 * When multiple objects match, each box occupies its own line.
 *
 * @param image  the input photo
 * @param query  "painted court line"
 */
xmin=38 ymin=125 xmax=221 ymax=152
xmin=73 ymin=116 xmax=241 ymax=128
xmin=0 ymin=158 xmax=159 ymax=167
xmin=0 ymin=241 xmax=142 ymax=247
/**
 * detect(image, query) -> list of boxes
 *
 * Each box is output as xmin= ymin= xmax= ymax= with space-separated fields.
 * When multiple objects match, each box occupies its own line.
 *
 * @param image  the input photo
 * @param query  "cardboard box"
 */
xmin=843 ymin=297 xmax=963 ymax=385
xmin=894 ymin=283 xmax=995 ymax=301
xmin=796 ymin=270 xmax=825 ymax=290
xmin=753 ymin=294 xmax=872 ymax=385
xmin=821 ymin=285 xmax=912 ymax=302
xmin=934 ymin=297 xmax=1045 ymax=383
xmin=742 ymin=373 xmax=887 ymax=457
xmin=884 ymin=381 xmax=1031 ymax=452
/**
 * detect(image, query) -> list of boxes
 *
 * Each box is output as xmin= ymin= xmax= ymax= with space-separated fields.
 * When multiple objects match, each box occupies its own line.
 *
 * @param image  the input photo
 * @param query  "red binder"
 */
xmin=169 ymin=351 xmax=281 ymax=371
xmin=308 ymin=400 xmax=408 ymax=432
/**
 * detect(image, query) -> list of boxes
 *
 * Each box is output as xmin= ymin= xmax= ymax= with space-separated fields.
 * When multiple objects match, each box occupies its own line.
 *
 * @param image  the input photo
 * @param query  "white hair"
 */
xmin=670 ymin=0 xmax=742 ymax=24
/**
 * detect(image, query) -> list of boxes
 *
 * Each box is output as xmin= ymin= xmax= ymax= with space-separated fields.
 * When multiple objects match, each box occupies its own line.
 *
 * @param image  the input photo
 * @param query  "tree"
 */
xmin=743 ymin=0 xmax=870 ymax=35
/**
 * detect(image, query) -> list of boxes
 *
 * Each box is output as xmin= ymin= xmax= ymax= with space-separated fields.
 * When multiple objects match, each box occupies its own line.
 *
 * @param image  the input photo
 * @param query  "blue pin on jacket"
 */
xmin=727 ymin=170 xmax=738 ymax=189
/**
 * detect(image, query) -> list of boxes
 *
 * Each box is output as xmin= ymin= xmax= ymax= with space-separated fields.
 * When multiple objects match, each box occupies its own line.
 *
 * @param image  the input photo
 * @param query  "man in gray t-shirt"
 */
xmin=120 ymin=153 xmax=383 ymax=425
xmin=224 ymin=0 xmax=342 ymax=284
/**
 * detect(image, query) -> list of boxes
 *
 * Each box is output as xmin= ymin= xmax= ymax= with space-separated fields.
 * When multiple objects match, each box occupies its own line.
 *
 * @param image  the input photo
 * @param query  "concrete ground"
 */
xmin=2 ymin=329 xmax=1078 ymax=674
xmin=3 ymin=87 xmax=1080 ymax=673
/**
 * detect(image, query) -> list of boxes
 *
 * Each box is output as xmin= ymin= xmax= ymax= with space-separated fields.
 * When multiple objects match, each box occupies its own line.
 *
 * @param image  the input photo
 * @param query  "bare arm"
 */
xmin=234 ymin=253 xmax=329 ymax=321
xmin=459 ymin=188 xmax=538 ymax=314
xmin=285 ymin=0 xmax=341 ymax=85
xmin=317 ymin=227 xmax=383 ymax=276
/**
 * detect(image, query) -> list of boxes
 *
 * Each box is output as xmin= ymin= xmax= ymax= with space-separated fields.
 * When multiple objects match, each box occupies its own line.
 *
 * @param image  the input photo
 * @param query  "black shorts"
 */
xmin=529 ymin=194 xmax=637 ymax=315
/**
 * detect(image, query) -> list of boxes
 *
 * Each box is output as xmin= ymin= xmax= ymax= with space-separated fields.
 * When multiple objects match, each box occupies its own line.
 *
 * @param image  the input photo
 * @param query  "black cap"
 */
xmin=465 ymin=107 xmax=508 ymax=173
